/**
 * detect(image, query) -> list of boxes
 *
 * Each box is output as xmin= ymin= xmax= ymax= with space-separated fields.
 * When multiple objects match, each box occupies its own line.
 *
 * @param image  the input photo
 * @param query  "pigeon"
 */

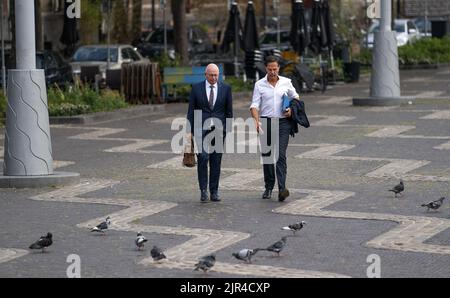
xmin=135 ymin=232 xmax=148 ymax=250
xmin=194 ymin=254 xmax=216 ymax=272
xmin=421 ymin=197 xmax=445 ymax=212
xmin=259 ymin=237 xmax=288 ymax=256
xmin=232 ymin=248 xmax=260 ymax=263
xmin=389 ymin=180 xmax=404 ymax=198
xmin=150 ymin=246 xmax=166 ymax=261
xmin=91 ymin=216 xmax=110 ymax=233
xmin=29 ymin=232 xmax=53 ymax=252
xmin=281 ymin=221 xmax=307 ymax=235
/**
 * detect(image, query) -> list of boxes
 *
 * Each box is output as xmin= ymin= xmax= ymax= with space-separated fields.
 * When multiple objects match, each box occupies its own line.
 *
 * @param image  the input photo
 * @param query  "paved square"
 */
xmin=1 ymin=67 xmax=449 ymax=277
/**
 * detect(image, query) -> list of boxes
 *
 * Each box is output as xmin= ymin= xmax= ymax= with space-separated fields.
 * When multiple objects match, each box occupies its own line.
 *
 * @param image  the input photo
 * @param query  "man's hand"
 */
xmin=255 ymin=120 xmax=264 ymax=134
xmin=283 ymin=108 xmax=292 ymax=118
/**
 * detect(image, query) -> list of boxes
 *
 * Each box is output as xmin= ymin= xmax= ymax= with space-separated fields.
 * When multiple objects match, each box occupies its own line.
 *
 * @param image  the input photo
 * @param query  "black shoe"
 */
xmin=200 ymin=190 xmax=209 ymax=203
xmin=278 ymin=189 xmax=290 ymax=202
xmin=211 ymin=192 xmax=221 ymax=202
xmin=262 ymin=189 xmax=272 ymax=199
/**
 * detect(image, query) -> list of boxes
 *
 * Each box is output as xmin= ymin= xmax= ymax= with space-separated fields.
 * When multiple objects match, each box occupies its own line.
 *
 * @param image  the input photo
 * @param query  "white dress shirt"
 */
xmin=205 ymin=81 xmax=218 ymax=107
xmin=250 ymin=75 xmax=299 ymax=118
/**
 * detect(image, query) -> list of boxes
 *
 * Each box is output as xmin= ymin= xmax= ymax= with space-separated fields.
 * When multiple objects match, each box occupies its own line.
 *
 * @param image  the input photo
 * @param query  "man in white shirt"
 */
xmin=250 ymin=56 xmax=300 ymax=202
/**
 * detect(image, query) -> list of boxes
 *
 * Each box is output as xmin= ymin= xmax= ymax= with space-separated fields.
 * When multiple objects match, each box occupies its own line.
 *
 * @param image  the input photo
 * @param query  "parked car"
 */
xmin=363 ymin=19 xmax=421 ymax=48
xmin=0 ymin=49 xmax=73 ymax=88
xmin=70 ymin=44 xmax=148 ymax=79
xmin=135 ymin=26 xmax=214 ymax=59
xmin=413 ymin=18 xmax=432 ymax=37
xmin=259 ymin=29 xmax=293 ymax=54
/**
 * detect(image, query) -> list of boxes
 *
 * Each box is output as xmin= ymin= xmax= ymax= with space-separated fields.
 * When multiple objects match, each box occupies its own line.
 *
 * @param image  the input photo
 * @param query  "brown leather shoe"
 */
xmin=278 ymin=189 xmax=290 ymax=202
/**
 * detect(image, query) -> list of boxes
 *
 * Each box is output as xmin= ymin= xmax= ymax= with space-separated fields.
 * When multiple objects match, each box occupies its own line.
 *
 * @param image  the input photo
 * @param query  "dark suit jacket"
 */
xmin=187 ymin=81 xmax=233 ymax=135
xmin=289 ymin=99 xmax=310 ymax=137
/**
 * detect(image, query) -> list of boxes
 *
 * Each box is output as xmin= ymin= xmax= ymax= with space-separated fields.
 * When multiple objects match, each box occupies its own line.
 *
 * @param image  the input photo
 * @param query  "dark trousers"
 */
xmin=197 ymin=127 xmax=224 ymax=194
xmin=261 ymin=118 xmax=291 ymax=191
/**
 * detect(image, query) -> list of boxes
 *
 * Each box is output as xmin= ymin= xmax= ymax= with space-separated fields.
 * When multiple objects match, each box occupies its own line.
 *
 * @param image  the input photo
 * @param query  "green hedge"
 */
xmin=225 ymin=77 xmax=254 ymax=92
xmin=0 ymin=85 xmax=128 ymax=122
xmin=398 ymin=37 xmax=450 ymax=65
xmin=47 ymin=85 xmax=128 ymax=116
xmin=356 ymin=37 xmax=450 ymax=66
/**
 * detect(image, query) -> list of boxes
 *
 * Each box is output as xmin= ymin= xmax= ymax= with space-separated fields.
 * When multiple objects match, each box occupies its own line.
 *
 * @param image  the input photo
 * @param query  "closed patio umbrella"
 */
xmin=243 ymin=1 xmax=261 ymax=80
xmin=221 ymin=2 xmax=243 ymax=54
xmin=290 ymin=0 xmax=310 ymax=55
xmin=243 ymin=1 xmax=259 ymax=52
xmin=221 ymin=2 xmax=243 ymax=77
xmin=323 ymin=0 xmax=334 ymax=49
xmin=59 ymin=0 xmax=79 ymax=57
xmin=309 ymin=0 xmax=327 ymax=54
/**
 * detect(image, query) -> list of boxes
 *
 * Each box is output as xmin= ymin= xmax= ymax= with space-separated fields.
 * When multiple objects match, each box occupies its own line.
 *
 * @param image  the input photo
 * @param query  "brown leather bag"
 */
xmin=182 ymin=135 xmax=196 ymax=168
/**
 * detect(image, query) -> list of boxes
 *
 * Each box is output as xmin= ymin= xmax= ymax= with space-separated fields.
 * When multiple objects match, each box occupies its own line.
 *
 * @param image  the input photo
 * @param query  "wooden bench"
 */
xmin=162 ymin=64 xmax=224 ymax=102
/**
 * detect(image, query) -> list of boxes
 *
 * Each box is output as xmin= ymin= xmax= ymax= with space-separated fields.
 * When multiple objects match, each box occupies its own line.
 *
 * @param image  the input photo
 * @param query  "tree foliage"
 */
xmin=111 ymin=0 xmax=129 ymax=43
xmin=130 ymin=0 xmax=142 ymax=44
xmin=79 ymin=0 xmax=102 ymax=44
xmin=171 ymin=0 xmax=188 ymax=66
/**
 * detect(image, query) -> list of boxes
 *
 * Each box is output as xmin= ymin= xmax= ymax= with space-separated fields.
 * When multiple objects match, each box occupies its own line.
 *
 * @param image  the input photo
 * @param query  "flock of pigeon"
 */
xmin=194 ymin=221 xmax=307 ymax=273
xmin=27 ymin=215 xmax=307 ymax=273
xmin=388 ymin=180 xmax=446 ymax=212
xmin=27 ymin=180 xmax=446 ymax=274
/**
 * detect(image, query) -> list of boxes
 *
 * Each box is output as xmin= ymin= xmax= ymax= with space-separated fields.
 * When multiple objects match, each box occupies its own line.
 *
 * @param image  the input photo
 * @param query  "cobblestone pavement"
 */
xmin=0 ymin=66 xmax=449 ymax=278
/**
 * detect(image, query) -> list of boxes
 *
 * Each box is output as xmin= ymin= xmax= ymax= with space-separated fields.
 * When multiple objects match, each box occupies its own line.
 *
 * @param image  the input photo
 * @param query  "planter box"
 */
xmin=343 ymin=61 xmax=360 ymax=83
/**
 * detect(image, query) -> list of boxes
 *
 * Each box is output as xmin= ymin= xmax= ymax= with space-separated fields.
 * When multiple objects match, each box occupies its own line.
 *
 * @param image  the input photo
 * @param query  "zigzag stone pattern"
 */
xmin=27 ymin=178 xmax=349 ymax=278
xmin=421 ymin=111 xmax=450 ymax=120
xmin=4 ymin=108 xmax=447 ymax=275
xmin=149 ymin=156 xmax=450 ymax=256
xmin=293 ymin=143 xmax=450 ymax=182
xmin=0 ymin=248 xmax=29 ymax=264
xmin=63 ymin=126 xmax=171 ymax=154
xmin=310 ymin=114 xmax=450 ymax=151
xmin=273 ymin=189 xmax=450 ymax=255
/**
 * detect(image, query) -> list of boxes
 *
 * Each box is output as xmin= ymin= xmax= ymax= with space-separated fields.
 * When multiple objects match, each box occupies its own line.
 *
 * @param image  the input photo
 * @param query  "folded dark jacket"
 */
xmin=289 ymin=99 xmax=310 ymax=137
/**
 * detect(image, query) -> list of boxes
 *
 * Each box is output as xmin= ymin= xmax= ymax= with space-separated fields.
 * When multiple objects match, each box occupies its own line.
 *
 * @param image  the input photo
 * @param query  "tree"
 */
xmin=130 ymin=0 xmax=142 ymax=44
xmin=171 ymin=0 xmax=188 ymax=65
xmin=112 ymin=0 xmax=129 ymax=43
xmin=79 ymin=0 xmax=102 ymax=45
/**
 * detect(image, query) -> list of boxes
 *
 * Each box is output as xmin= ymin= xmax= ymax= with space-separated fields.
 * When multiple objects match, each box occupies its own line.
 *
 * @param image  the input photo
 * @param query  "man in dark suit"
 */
xmin=187 ymin=64 xmax=233 ymax=202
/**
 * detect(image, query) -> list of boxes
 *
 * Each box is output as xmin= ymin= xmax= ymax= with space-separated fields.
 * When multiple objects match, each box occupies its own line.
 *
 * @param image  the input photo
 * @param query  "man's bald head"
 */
xmin=205 ymin=64 xmax=220 ymax=85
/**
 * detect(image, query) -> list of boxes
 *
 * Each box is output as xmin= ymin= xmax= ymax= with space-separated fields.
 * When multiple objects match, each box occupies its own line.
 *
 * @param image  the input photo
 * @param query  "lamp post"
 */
xmin=161 ymin=0 xmax=167 ymax=55
xmin=1 ymin=0 xmax=5 ymax=96
xmin=1 ymin=0 xmax=78 ymax=187
xmin=232 ymin=1 xmax=239 ymax=78
xmin=107 ymin=0 xmax=111 ymax=71
xmin=152 ymin=0 xmax=155 ymax=30
xmin=424 ymin=0 xmax=428 ymax=37
xmin=353 ymin=0 xmax=413 ymax=106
